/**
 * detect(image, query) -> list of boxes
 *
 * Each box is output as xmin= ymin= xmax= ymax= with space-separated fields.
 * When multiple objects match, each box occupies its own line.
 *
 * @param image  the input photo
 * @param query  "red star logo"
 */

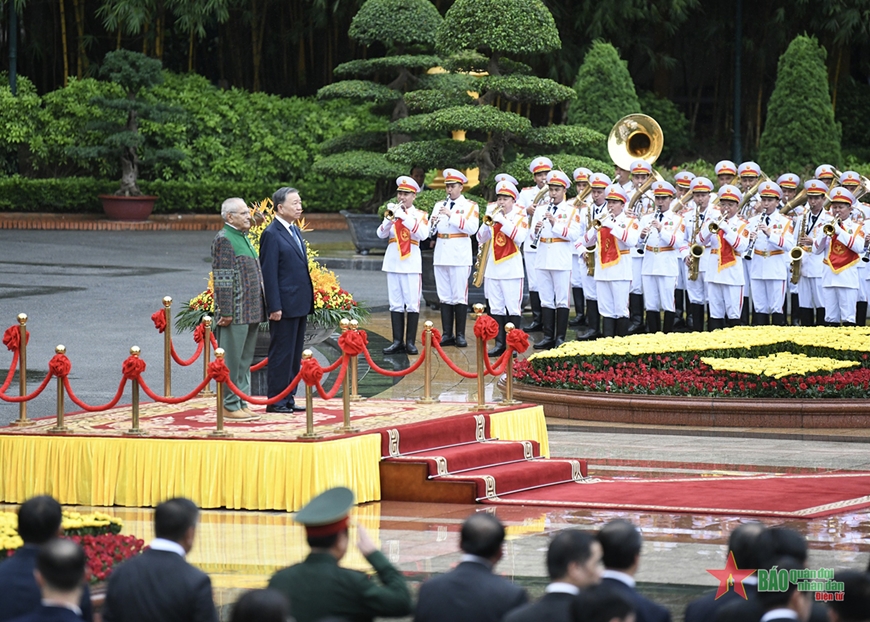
xmin=706 ymin=551 xmax=757 ymax=600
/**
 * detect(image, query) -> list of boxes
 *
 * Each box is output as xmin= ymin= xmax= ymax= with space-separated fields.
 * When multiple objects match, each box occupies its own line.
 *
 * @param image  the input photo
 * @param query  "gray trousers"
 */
xmin=215 ymin=322 xmax=260 ymax=411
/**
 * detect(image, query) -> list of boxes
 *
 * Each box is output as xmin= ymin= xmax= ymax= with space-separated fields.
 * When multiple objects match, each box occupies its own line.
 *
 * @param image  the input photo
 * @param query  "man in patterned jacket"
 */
xmin=212 ymin=197 xmax=266 ymax=420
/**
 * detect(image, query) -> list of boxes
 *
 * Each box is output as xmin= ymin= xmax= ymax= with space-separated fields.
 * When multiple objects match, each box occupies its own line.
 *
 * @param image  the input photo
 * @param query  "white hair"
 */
xmin=220 ymin=197 xmax=246 ymax=221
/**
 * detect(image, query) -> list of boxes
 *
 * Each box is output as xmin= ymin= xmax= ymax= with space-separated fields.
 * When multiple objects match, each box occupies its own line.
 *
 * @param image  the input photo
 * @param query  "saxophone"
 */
xmin=790 ymin=210 xmax=808 ymax=284
xmin=585 ymin=203 xmax=596 ymax=276
xmin=687 ymin=201 xmax=704 ymax=281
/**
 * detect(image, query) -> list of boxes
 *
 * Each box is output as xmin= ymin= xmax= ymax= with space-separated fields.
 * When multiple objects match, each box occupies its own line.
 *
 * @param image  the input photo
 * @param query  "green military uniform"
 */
xmin=268 ymin=487 xmax=411 ymax=622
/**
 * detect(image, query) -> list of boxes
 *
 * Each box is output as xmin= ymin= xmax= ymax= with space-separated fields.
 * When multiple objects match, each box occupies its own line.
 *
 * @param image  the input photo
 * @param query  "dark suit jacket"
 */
xmin=259 ymin=220 xmax=314 ymax=318
xmin=0 ymin=546 xmax=92 ymax=622
xmin=414 ymin=561 xmax=527 ymax=622
xmin=501 ymin=591 xmax=575 ymax=622
xmin=715 ymin=597 xmax=827 ymax=622
xmin=685 ymin=583 xmax=758 ymax=622
xmin=601 ymin=577 xmax=672 ymax=622
xmin=8 ymin=605 xmax=83 ymax=622
xmin=102 ymin=548 xmax=217 ymax=622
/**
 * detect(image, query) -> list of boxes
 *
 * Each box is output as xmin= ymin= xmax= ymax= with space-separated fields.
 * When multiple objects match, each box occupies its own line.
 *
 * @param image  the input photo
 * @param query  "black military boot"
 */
xmin=405 ymin=312 xmax=419 ymax=355
xmin=627 ymin=293 xmax=645 ymax=334
xmin=790 ymin=293 xmax=801 ymax=325
xmin=690 ymin=303 xmax=705 ymax=332
xmin=741 ymin=298 xmax=750 ymax=325
xmin=615 ymin=317 xmax=630 ymax=337
xmin=383 ymin=311 xmax=405 ymax=354
xmin=575 ymin=300 xmax=601 ymax=340
xmin=554 ymin=308 xmax=570 ymax=347
xmin=771 ymin=312 xmax=786 ymax=326
xmin=569 ymin=288 xmax=586 ymax=326
xmin=646 ymin=310 xmax=661 ymax=333
xmin=816 ymin=308 xmax=826 ymax=326
xmin=663 ymin=311 xmax=676 ymax=333
xmin=454 ymin=304 xmax=468 ymax=347
xmin=708 ymin=317 xmax=725 ymax=330
xmin=439 ymin=304 xmax=455 ymax=346
xmin=523 ymin=291 xmax=544 ymax=332
xmin=673 ymin=289 xmax=686 ymax=328
xmin=799 ymin=307 xmax=814 ymax=326
xmin=533 ymin=308 xmax=556 ymax=349
xmin=857 ymin=301 xmax=868 ymax=326
xmin=726 ymin=317 xmax=742 ymax=327
xmin=488 ymin=315 xmax=507 ymax=357
xmin=601 ymin=317 xmax=616 ymax=338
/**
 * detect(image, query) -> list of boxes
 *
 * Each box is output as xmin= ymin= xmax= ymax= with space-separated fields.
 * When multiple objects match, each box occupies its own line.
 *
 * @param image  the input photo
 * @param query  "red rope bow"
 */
xmin=208 ymin=359 xmax=230 ymax=383
xmin=48 ymin=354 xmax=71 ymax=378
xmin=338 ymin=330 xmax=368 ymax=356
xmin=506 ymin=329 xmax=530 ymax=354
xmin=193 ymin=324 xmax=206 ymax=343
xmin=151 ymin=310 xmax=167 ymax=333
xmin=3 ymin=326 xmax=28 ymax=351
xmin=473 ymin=315 xmax=499 ymax=342
xmin=122 ymin=356 xmax=147 ymax=379
xmin=300 ymin=358 xmax=324 ymax=386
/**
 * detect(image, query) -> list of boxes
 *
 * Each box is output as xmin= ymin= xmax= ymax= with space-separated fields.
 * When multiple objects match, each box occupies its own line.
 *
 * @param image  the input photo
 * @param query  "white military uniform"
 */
xmin=377 ymin=205 xmax=428 ymax=312
xmin=571 ymin=195 xmax=591 ymax=289
xmin=576 ymin=199 xmax=607 ymax=302
xmin=429 ymin=195 xmax=479 ymax=305
xmin=639 ymin=210 xmax=687 ymax=312
xmin=628 ymin=189 xmax=654 ymax=295
xmin=747 ymin=210 xmax=795 ymax=315
xmin=478 ymin=204 xmax=528 ymax=316
xmin=518 ymin=184 xmax=548 ymax=293
xmin=699 ymin=210 xmax=751 ymax=320
xmin=796 ymin=207 xmax=832 ymax=310
xmin=813 ymin=216 xmax=865 ymax=323
xmin=852 ymin=202 xmax=870 ymax=304
xmin=532 ymin=199 xmax=581 ymax=309
xmin=683 ymin=205 xmax=711 ymax=305
xmin=584 ymin=212 xmax=640 ymax=318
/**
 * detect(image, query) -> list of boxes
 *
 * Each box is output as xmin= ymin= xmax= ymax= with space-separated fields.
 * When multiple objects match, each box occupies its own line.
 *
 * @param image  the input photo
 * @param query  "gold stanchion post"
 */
xmin=336 ymin=320 xmax=358 ymax=433
xmin=348 ymin=319 xmax=366 ymax=402
xmin=48 ymin=345 xmax=67 ymax=433
xmin=199 ymin=316 xmax=215 ymax=397
xmin=499 ymin=324 xmax=521 ymax=405
xmin=11 ymin=313 xmax=32 ymax=427
xmin=471 ymin=304 xmax=494 ymax=411
xmin=163 ymin=296 xmax=172 ymax=397
xmin=209 ymin=348 xmax=230 ymax=437
xmin=298 ymin=350 xmax=322 ymax=439
xmin=417 ymin=321 xmax=439 ymax=404
xmin=125 ymin=346 xmax=146 ymax=436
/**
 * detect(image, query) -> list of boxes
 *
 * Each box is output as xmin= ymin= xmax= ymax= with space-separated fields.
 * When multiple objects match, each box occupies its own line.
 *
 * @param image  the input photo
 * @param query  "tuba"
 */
xmin=607 ymin=114 xmax=664 ymax=173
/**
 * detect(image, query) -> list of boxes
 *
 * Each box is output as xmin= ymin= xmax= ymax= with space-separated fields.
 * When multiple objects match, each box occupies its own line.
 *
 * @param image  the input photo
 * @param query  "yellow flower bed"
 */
xmin=701 ymin=352 xmax=860 ymax=379
xmin=531 ymin=326 xmax=870 ymax=361
xmin=0 ymin=510 xmax=123 ymax=553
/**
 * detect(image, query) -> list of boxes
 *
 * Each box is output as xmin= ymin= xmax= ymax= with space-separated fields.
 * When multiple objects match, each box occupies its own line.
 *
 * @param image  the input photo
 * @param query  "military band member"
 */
xmin=777 ymin=173 xmax=801 ymax=206
xmin=683 ymin=177 xmax=715 ymax=331
xmin=627 ymin=159 xmax=655 ymax=334
xmin=813 ymin=187 xmax=865 ymax=325
xmin=737 ymin=162 xmax=763 ymax=216
xmin=795 ymin=179 xmax=832 ymax=326
xmin=815 ymin=164 xmax=837 ymax=189
xmin=638 ymin=181 xmax=686 ymax=333
xmin=747 ymin=181 xmax=795 ymax=325
xmin=672 ymin=170 xmax=696 ymax=327
xmin=583 ymin=185 xmax=640 ymax=337
xmin=778 ymin=172 xmax=803 ymax=324
xmin=698 ymin=185 xmax=751 ymax=328
xmin=477 ymin=180 xmax=529 ymax=356
xmin=614 ymin=164 xmax=632 ymax=196
xmin=840 ymin=170 xmax=870 ymax=325
xmin=377 ymin=176 xmax=428 ymax=355
xmin=429 ymin=168 xmax=479 ymax=348
xmin=531 ymin=170 xmax=581 ymax=349
xmin=574 ymin=173 xmax=611 ymax=341
xmin=569 ymin=167 xmax=593 ymax=327
xmin=715 ymin=160 xmax=737 ymax=188
xmin=519 ymin=157 xmax=553 ymax=332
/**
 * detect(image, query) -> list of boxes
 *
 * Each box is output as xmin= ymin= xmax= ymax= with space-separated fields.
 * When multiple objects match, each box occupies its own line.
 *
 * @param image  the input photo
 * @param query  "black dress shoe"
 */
xmin=454 ymin=334 xmax=468 ymax=348
xmin=266 ymin=405 xmax=294 ymax=414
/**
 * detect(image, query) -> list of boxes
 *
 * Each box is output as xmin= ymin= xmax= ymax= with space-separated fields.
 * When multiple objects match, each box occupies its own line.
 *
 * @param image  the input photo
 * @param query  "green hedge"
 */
xmin=0 ymin=177 xmax=373 ymax=213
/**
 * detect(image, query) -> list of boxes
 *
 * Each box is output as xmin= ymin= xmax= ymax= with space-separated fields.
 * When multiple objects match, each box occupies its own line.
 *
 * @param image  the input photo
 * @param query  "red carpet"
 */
xmin=484 ymin=472 xmax=870 ymax=518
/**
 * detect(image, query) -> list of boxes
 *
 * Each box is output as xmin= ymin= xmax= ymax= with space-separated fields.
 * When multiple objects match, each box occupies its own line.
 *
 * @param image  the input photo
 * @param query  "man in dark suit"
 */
xmin=9 ymin=539 xmax=87 ymax=622
xmin=415 ymin=513 xmax=527 ymax=622
xmin=684 ymin=522 xmax=766 ymax=622
xmin=102 ymin=498 xmax=217 ymax=622
xmin=752 ymin=557 xmax=811 ymax=622
xmin=597 ymin=519 xmax=671 ymax=622
xmin=504 ymin=529 xmax=603 ymax=622
xmin=259 ymin=187 xmax=314 ymax=413
xmin=571 ymin=584 xmax=636 ymax=622
xmin=0 ymin=496 xmax=92 ymax=622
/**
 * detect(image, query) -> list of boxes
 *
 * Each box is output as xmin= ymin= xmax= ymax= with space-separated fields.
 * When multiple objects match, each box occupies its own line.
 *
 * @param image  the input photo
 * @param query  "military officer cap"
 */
xmin=396 ymin=176 xmax=421 ymax=194
xmin=738 ymin=162 xmax=761 ymax=178
xmin=546 ymin=170 xmax=570 ymax=188
xmin=689 ymin=177 xmax=713 ymax=193
xmin=589 ymin=173 xmax=612 ymax=189
xmin=776 ymin=173 xmax=800 ymax=190
xmin=830 ymin=187 xmax=855 ymax=206
xmin=759 ymin=181 xmax=783 ymax=199
xmin=443 ymin=168 xmax=468 ymax=186
xmin=494 ymin=173 xmax=519 ymax=186
xmin=605 ymin=185 xmax=628 ymax=204
xmin=674 ymin=171 xmax=696 ymax=189
xmin=630 ymin=160 xmax=653 ymax=175
xmin=529 ymin=157 xmax=553 ymax=174
xmin=573 ymin=167 xmax=592 ymax=183
xmin=804 ymin=179 xmax=828 ymax=196
xmin=840 ymin=171 xmax=862 ymax=188
xmin=652 ymin=181 xmax=676 ymax=197
xmin=496 ymin=180 xmax=519 ymax=199
xmin=714 ymin=160 xmax=738 ymax=177
xmin=718 ymin=185 xmax=743 ymax=204
xmin=294 ymin=486 xmax=355 ymax=537
xmin=815 ymin=164 xmax=836 ymax=182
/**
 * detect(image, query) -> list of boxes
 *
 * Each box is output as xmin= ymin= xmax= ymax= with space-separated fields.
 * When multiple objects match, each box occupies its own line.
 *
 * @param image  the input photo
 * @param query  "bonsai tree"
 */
xmin=567 ymin=41 xmax=641 ymax=135
xmin=69 ymin=49 xmax=183 ymax=196
xmin=759 ymin=35 xmax=841 ymax=176
xmin=386 ymin=0 xmax=606 ymax=191
xmin=313 ymin=0 xmax=443 ymax=210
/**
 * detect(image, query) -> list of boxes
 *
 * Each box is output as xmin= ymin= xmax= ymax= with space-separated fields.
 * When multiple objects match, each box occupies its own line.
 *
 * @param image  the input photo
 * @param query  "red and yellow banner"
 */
xmin=394 ymin=220 xmax=413 ymax=260
xmin=492 ymin=223 xmax=519 ymax=263
xmin=825 ymin=237 xmax=860 ymax=274
xmin=598 ymin=228 xmax=621 ymax=268
xmin=717 ymin=229 xmax=738 ymax=272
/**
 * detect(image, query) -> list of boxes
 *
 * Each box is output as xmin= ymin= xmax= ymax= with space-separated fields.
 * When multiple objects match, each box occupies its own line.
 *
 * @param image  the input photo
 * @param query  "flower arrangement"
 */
xmin=0 ymin=511 xmax=142 ymax=584
xmin=515 ymin=326 xmax=870 ymax=399
xmin=176 ymin=199 xmax=368 ymax=331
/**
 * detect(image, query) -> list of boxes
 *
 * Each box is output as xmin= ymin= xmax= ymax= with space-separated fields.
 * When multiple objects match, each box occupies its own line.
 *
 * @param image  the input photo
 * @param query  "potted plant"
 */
xmin=69 ymin=49 xmax=183 ymax=221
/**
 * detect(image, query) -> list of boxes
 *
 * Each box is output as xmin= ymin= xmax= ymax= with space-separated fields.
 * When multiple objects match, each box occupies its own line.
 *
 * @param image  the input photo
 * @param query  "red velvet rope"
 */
xmin=484 ymin=349 xmax=510 ymax=376
xmin=361 ymin=343 xmax=426 ymax=377
xmin=193 ymin=324 xmax=206 ymax=343
xmin=3 ymin=326 xmax=28 ymax=351
xmin=0 ymin=371 xmax=52 ymax=402
xmin=151 ymin=310 xmax=166 ymax=333
xmin=170 ymin=340 xmax=204 ymax=367
xmin=430 ymin=339 xmax=477 ymax=379
xmin=473 ymin=315 xmax=499 ymax=342
xmin=225 ymin=373 xmax=302 ymax=405
xmin=338 ymin=330 xmax=368 ymax=356
xmin=250 ymin=357 xmax=268 ymax=371
xmin=0 ymin=350 xmax=19 ymax=394
xmin=64 ymin=377 xmax=127 ymax=412
xmin=139 ymin=375 xmax=211 ymax=404
xmin=315 ymin=356 xmax=349 ymax=400
xmin=300 ymin=358 xmax=323 ymax=386
xmin=210 ymin=333 xmax=219 ymax=349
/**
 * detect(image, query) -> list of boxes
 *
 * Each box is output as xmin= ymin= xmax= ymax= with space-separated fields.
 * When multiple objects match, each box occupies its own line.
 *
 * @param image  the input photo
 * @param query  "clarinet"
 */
xmin=529 ymin=200 xmax=556 ymax=250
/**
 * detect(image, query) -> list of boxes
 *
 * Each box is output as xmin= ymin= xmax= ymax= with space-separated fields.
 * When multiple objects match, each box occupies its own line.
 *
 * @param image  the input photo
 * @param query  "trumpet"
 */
xmin=823 ymin=219 xmax=841 ymax=237
xmin=483 ymin=206 xmax=503 ymax=227
xmin=591 ymin=218 xmax=603 ymax=229
xmin=384 ymin=201 xmax=404 ymax=221
xmin=708 ymin=215 xmax=727 ymax=234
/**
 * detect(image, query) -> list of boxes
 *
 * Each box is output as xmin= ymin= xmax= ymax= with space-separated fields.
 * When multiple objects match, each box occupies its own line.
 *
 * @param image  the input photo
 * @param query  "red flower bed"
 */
xmin=68 ymin=534 xmax=145 ymax=584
